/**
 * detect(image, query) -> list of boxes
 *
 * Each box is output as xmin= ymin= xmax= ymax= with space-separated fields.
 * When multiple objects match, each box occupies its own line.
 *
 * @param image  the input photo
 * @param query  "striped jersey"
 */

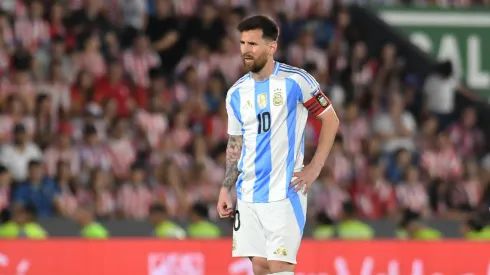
xmin=226 ymin=62 xmax=332 ymax=203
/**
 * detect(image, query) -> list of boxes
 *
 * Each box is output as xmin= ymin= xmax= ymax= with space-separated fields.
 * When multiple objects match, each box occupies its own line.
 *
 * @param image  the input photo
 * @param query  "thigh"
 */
xmin=258 ymin=192 xmax=307 ymax=264
xmin=232 ymin=199 xmax=267 ymax=259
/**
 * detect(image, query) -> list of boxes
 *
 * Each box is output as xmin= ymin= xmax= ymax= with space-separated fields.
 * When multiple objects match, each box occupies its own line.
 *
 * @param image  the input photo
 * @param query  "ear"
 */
xmin=269 ymin=41 xmax=278 ymax=56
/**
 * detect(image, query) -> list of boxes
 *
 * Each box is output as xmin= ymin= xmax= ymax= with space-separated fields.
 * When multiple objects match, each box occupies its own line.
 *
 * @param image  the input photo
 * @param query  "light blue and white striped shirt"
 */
xmin=226 ymin=62 xmax=332 ymax=203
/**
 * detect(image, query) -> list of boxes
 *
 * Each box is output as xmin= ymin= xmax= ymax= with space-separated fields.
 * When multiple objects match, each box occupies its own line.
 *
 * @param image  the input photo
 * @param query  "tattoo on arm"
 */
xmin=222 ymin=135 xmax=243 ymax=191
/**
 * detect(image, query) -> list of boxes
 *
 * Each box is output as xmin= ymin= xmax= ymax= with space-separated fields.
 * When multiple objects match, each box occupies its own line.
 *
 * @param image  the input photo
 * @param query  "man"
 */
xmin=148 ymin=204 xmax=186 ymax=239
xmin=337 ymin=201 xmax=374 ymax=240
xmin=216 ymin=15 xmax=339 ymax=275
xmin=187 ymin=202 xmax=221 ymax=239
xmin=73 ymin=205 xmax=110 ymax=239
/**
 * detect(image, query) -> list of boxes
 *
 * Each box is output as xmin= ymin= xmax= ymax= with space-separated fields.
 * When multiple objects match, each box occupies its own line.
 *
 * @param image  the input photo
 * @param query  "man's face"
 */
xmin=240 ymin=30 xmax=272 ymax=73
xmin=29 ymin=165 xmax=43 ymax=182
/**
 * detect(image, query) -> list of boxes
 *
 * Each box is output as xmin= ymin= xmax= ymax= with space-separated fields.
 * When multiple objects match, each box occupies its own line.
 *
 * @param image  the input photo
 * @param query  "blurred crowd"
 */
xmin=0 ymin=0 xmax=488 ymax=238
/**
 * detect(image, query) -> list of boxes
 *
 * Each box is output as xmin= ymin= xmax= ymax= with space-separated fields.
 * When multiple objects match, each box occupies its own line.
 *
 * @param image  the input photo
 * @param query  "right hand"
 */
xmin=217 ymin=188 xmax=234 ymax=218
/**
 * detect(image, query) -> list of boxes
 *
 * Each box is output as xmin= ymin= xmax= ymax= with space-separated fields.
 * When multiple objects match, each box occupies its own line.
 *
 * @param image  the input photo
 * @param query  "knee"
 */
xmin=268 ymin=260 xmax=294 ymax=274
xmin=250 ymin=257 xmax=269 ymax=275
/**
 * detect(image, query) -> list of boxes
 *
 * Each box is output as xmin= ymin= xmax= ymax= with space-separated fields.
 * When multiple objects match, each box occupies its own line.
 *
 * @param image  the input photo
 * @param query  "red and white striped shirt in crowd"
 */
xmin=172 ymin=0 xmax=198 ymax=16
xmin=14 ymin=18 xmax=50 ymax=52
xmin=1 ymin=18 xmax=14 ymax=47
xmin=58 ymin=187 xmax=79 ymax=216
xmin=0 ymin=185 xmax=9 ymax=211
xmin=351 ymin=180 xmax=397 ymax=220
xmin=77 ymin=144 xmax=112 ymax=171
xmin=313 ymin=181 xmax=349 ymax=220
xmin=340 ymin=117 xmax=370 ymax=156
xmin=175 ymin=55 xmax=213 ymax=82
xmin=448 ymin=123 xmax=485 ymax=158
xmin=106 ymin=138 xmax=136 ymax=180
xmin=134 ymin=109 xmax=168 ymax=149
xmin=117 ymin=182 xmax=154 ymax=220
xmin=43 ymin=146 xmax=80 ymax=178
xmin=450 ymin=179 xmax=481 ymax=209
xmin=210 ymin=53 xmax=242 ymax=85
xmin=0 ymin=48 xmax=10 ymax=79
xmin=396 ymin=182 xmax=429 ymax=214
xmin=38 ymin=82 xmax=71 ymax=122
xmin=204 ymin=115 xmax=228 ymax=142
xmin=77 ymin=188 xmax=116 ymax=217
xmin=0 ymin=80 xmax=37 ymax=112
xmin=287 ymin=44 xmax=327 ymax=73
xmin=122 ymin=49 xmax=160 ymax=88
xmin=76 ymin=52 xmax=107 ymax=80
xmin=0 ymin=115 xmax=35 ymax=142
xmin=154 ymin=185 xmax=180 ymax=217
xmin=421 ymin=148 xmax=462 ymax=180
xmin=325 ymin=152 xmax=353 ymax=184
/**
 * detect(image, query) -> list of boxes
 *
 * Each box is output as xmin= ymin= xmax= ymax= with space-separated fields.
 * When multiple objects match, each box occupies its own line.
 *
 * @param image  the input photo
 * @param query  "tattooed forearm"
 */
xmin=222 ymin=135 xmax=243 ymax=191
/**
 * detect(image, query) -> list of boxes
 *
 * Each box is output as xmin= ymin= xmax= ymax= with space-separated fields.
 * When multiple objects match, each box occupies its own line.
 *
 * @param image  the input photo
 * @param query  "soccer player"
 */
xmin=216 ymin=15 xmax=339 ymax=275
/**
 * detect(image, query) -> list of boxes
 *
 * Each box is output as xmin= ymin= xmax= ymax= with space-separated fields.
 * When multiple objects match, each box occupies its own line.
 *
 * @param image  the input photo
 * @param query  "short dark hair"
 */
xmin=237 ymin=15 xmax=279 ymax=41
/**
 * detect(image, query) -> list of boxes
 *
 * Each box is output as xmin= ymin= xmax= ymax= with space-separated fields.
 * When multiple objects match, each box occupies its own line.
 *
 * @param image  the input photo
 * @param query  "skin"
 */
xmin=216 ymin=28 xmax=339 ymax=275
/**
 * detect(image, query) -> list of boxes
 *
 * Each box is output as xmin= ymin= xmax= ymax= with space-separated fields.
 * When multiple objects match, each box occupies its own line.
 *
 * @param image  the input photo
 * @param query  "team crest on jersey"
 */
xmin=273 ymin=90 xmax=283 ymax=106
xmin=257 ymin=93 xmax=267 ymax=109
xmin=316 ymin=93 xmax=330 ymax=107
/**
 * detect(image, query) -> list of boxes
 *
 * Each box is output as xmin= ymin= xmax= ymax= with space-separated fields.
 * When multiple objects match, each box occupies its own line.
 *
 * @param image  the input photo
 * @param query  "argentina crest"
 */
xmin=272 ymin=88 xmax=283 ymax=106
xmin=257 ymin=93 xmax=267 ymax=109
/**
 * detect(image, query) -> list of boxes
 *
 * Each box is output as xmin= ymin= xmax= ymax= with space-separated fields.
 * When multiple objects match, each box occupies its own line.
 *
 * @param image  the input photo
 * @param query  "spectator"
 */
xmin=0 ymin=203 xmax=48 ymax=239
xmin=146 ymin=0 xmax=181 ymax=74
xmin=13 ymin=160 xmax=60 ymax=218
xmin=116 ymin=162 xmax=153 ymax=220
xmin=351 ymin=158 xmax=397 ymax=220
xmin=94 ymin=59 xmax=134 ymax=117
xmin=54 ymin=161 xmax=78 ymax=217
xmin=0 ymin=166 xmax=11 ymax=212
xmin=421 ymin=131 xmax=462 ymax=181
xmin=149 ymin=203 xmax=186 ymax=239
xmin=106 ymin=118 xmax=136 ymax=181
xmin=385 ymin=148 xmax=412 ymax=183
xmin=44 ymin=128 xmax=80 ymax=178
xmin=447 ymin=107 xmax=485 ymax=158
xmin=372 ymin=92 xmax=417 ymax=153
xmin=187 ymin=202 xmax=221 ymax=238
xmin=73 ymin=205 xmax=109 ymax=239
xmin=337 ymin=201 xmax=374 ymax=240
xmin=397 ymin=209 xmax=442 ymax=240
xmin=123 ymin=32 xmax=160 ymax=89
xmin=395 ymin=166 xmax=430 ymax=216
xmin=0 ymin=124 xmax=42 ymax=183
xmin=78 ymin=124 xmax=111 ymax=177
xmin=312 ymin=211 xmax=335 ymax=239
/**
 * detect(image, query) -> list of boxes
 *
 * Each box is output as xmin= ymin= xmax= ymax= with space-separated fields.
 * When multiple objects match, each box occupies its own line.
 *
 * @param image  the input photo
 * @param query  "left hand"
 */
xmin=289 ymin=163 xmax=323 ymax=194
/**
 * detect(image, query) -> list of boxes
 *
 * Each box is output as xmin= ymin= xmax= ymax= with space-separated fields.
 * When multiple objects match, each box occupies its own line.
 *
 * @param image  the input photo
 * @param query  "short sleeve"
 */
xmin=226 ymin=90 xmax=243 ymax=136
xmin=295 ymin=70 xmax=332 ymax=116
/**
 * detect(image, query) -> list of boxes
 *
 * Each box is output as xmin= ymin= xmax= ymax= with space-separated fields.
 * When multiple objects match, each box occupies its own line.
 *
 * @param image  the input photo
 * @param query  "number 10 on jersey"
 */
xmin=257 ymin=112 xmax=271 ymax=134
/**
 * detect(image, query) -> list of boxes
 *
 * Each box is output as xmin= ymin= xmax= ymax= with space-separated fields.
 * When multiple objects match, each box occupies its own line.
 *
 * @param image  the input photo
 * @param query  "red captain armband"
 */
xmin=303 ymin=91 xmax=332 ymax=116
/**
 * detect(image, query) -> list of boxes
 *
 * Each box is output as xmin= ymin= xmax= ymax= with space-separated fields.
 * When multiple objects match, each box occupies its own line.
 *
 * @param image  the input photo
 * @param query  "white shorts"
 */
xmin=231 ymin=192 xmax=307 ymax=264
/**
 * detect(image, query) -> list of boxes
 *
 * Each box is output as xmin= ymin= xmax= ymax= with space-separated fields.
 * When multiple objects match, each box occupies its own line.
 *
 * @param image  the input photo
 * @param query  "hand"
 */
xmin=289 ymin=163 xmax=322 ymax=194
xmin=217 ymin=187 xmax=234 ymax=218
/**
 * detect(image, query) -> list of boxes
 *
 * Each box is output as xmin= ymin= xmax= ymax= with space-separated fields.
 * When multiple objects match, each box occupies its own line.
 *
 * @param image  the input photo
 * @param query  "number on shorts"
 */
xmin=233 ymin=210 xmax=241 ymax=231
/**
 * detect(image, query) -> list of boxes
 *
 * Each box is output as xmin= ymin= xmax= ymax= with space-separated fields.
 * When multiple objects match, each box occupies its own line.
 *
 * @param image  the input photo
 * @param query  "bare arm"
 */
xmin=310 ymin=108 xmax=340 ymax=169
xmin=222 ymin=135 xmax=243 ymax=192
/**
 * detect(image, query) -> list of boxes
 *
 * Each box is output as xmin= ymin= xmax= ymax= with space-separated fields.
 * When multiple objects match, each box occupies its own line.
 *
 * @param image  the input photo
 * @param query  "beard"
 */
xmin=242 ymin=52 xmax=268 ymax=73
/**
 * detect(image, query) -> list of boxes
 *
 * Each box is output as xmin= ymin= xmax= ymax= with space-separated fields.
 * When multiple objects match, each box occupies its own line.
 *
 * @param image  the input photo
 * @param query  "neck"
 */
xmin=252 ymin=59 xmax=275 ymax=81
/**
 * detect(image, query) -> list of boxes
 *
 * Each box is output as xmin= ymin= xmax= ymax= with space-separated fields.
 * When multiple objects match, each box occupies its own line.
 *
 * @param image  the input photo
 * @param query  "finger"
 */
xmin=289 ymin=177 xmax=302 ymax=188
xmin=303 ymin=183 xmax=311 ymax=195
xmin=294 ymin=182 xmax=304 ymax=193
